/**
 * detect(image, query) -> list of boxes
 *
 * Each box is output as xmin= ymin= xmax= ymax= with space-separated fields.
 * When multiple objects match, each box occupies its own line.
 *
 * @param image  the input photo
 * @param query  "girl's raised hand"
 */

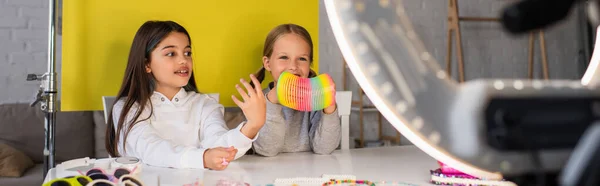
xmin=232 ymin=74 xmax=266 ymax=138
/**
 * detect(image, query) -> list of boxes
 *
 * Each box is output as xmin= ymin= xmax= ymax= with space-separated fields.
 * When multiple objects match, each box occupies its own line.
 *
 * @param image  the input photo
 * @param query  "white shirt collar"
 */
xmin=151 ymin=88 xmax=189 ymax=105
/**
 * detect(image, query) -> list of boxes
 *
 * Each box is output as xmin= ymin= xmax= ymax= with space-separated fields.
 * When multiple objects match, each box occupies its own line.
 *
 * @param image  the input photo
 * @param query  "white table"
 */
xmin=44 ymin=146 xmax=438 ymax=185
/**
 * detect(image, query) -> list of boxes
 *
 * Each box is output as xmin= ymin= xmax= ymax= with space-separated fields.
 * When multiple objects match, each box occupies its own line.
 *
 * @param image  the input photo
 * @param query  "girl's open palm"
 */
xmin=232 ymin=74 xmax=267 ymax=135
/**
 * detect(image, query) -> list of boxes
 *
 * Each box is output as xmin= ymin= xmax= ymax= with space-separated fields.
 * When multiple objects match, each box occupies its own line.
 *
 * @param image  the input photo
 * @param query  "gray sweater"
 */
xmin=253 ymin=83 xmax=341 ymax=156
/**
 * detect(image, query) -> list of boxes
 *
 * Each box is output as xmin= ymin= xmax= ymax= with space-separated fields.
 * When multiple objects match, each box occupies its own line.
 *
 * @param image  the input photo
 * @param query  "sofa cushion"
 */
xmin=0 ymin=103 xmax=44 ymax=163
xmin=0 ymin=164 xmax=43 ymax=186
xmin=93 ymin=111 xmax=109 ymax=158
xmin=0 ymin=143 xmax=34 ymax=177
xmin=0 ymin=103 xmax=95 ymax=163
xmin=224 ymin=108 xmax=245 ymax=129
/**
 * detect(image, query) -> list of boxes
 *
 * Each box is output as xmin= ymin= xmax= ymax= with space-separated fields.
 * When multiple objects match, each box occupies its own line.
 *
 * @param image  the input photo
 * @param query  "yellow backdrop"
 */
xmin=61 ymin=0 xmax=319 ymax=111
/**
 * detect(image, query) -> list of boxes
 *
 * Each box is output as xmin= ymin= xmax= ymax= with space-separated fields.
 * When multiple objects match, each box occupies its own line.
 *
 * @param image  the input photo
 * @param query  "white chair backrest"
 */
xmin=102 ymin=96 xmax=117 ymax=124
xmin=206 ymin=93 xmax=222 ymax=115
xmin=206 ymin=93 xmax=219 ymax=102
xmin=335 ymin=91 xmax=352 ymax=150
xmin=102 ymin=93 xmax=221 ymax=124
xmin=582 ymin=25 xmax=600 ymax=86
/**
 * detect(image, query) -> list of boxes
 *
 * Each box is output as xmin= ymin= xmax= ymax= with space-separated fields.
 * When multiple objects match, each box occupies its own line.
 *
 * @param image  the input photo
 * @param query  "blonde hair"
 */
xmin=251 ymin=23 xmax=316 ymax=88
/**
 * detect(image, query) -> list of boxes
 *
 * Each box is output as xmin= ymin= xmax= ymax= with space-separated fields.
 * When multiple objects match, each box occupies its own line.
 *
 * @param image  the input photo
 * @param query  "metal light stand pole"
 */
xmin=26 ymin=0 xmax=58 ymax=177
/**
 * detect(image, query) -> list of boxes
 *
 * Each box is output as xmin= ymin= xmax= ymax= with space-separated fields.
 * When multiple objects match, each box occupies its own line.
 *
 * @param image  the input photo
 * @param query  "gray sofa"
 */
xmin=0 ymin=102 xmax=108 ymax=186
xmin=0 ymin=102 xmax=246 ymax=186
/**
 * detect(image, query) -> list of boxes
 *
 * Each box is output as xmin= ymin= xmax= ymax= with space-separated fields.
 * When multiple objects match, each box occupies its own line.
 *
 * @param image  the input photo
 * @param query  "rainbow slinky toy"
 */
xmin=276 ymin=72 xmax=336 ymax=111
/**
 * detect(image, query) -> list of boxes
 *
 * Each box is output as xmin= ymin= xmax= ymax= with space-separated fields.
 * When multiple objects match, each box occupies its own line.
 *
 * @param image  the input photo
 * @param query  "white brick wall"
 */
xmin=20 ymin=7 xmax=48 ymax=18
xmin=0 ymin=6 xmax=18 ymax=17
xmin=0 ymin=29 xmax=9 ymax=40
xmin=28 ymin=18 xmax=48 ymax=29
xmin=5 ymin=0 xmax=45 ymax=7
xmin=0 ymin=0 xmax=50 ymax=104
xmin=0 ymin=17 xmax=27 ymax=28
xmin=0 ymin=40 xmax=25 ymax=53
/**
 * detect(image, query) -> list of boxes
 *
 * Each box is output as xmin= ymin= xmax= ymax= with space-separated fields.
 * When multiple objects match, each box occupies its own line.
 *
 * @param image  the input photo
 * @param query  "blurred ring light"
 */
xmin=582 ymin=25 xmax=600 ymax=86
xmin=326 ymin=0 xmax=600 ymax=181
xmin=325 ymin=0 xmax=503 ymax=180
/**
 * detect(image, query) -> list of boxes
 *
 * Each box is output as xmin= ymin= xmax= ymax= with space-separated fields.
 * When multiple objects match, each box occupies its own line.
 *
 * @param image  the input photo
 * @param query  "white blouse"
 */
xmin=112 ymin=88 xmax=256 ymax=169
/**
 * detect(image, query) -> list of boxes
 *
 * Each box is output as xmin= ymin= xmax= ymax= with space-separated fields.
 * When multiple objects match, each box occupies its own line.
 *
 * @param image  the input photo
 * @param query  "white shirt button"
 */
xmin=160 ymin=97 xmax=165 ymax=102
xmin=175 ymin=98 xmax=179 ymax=102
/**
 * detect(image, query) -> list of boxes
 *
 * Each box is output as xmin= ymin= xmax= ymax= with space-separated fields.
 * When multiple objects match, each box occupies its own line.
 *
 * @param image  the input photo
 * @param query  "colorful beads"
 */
xmin=322 ymin=179 xmax=376 ymax=186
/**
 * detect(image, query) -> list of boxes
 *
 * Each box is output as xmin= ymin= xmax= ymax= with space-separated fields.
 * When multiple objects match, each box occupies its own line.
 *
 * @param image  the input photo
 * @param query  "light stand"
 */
xmin=26 ymin=0 xmax=59 ymax=177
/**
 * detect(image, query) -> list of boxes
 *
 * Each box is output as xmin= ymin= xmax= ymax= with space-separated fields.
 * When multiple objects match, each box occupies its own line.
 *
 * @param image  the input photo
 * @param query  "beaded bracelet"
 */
xmin=322 ymin=179 xmax=376 ymax=186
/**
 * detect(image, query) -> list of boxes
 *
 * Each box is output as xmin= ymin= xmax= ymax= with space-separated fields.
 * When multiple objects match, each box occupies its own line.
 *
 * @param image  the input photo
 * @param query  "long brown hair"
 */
xmin=250 ymin=23 xmax=317 ymax=88
xmin=105 ymin=21 xmax=198 ymax=157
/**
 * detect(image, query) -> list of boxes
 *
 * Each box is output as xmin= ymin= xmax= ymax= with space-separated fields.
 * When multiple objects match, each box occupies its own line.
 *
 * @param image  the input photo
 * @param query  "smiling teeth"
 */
xmin=176 ymin=70 xmax=188 ymax=73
